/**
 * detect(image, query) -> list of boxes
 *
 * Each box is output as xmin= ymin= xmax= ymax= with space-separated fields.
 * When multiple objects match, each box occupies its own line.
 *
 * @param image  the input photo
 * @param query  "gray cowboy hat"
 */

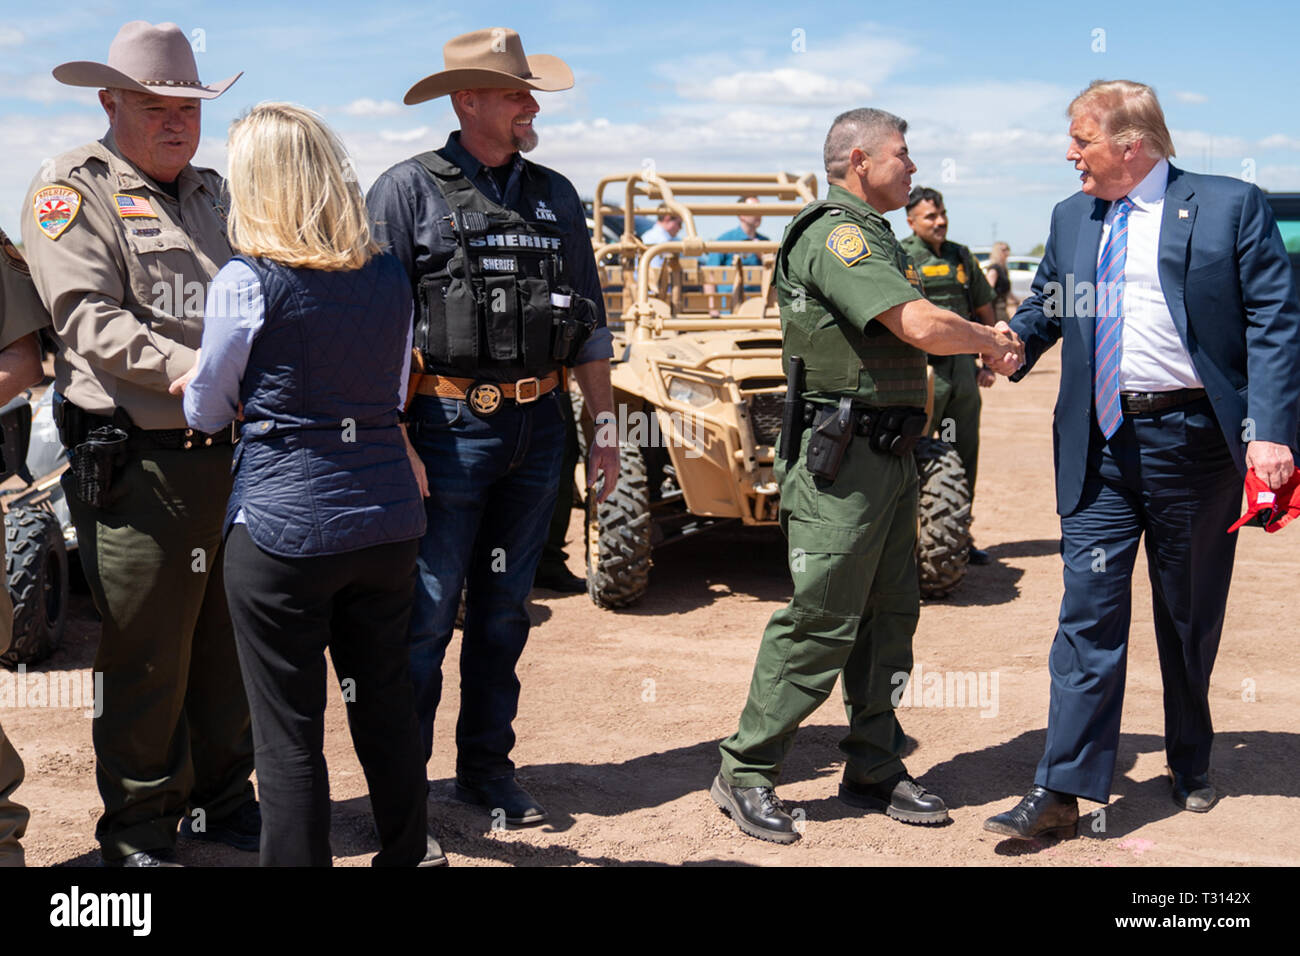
xmin=403 ymin=27 xmax=573 ymax=105
xmin=53 ymin=20 xmax=241 ymax=99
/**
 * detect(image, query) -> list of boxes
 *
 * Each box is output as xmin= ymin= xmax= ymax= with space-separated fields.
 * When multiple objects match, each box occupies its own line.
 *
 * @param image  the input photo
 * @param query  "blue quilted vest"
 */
xmin=227 ymin=253 xmax=426 ymax=556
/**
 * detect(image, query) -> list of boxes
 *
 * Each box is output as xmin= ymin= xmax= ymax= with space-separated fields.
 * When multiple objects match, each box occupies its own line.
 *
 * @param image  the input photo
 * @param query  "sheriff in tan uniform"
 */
xmin=20 ymin=20 xmax=257 ymax=867
xmin=0 ymin=229 xmax=49 ymax=869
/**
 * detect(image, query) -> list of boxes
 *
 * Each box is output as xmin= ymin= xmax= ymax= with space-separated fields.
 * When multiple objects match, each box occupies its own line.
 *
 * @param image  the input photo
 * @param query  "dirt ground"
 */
xmin=7 ymin=347 xmax=1299 ymax=867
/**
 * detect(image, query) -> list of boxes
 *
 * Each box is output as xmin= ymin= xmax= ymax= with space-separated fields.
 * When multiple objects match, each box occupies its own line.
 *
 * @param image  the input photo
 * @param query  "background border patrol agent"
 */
xmin=0 ymin=229 xmax=49 ymax=869
xmin=710 ymin=108 xmax=1024 ymax=844
xmin=21 ymin=21 xmax=257 ymax=866
xmin=902 ymin=185 xmax=998 ymax=564
xmin=367 ymin=27 xmax=618 ymax=827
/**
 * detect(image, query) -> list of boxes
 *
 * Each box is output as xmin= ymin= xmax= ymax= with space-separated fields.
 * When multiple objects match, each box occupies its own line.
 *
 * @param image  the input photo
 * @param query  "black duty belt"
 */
xmin=805 ymin=402 xmax=912 ymax=438
xmin=1119 ymin=387 xmax=1206 ymax=415
xmin=128 ymin=425 xmax=235 ymax=451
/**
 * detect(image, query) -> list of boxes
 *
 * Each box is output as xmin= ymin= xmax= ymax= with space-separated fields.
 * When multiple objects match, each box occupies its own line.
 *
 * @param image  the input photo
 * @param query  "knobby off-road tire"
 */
xmin=2 ymin=506 xmax=69 ymax=667
xmin=585 ymin=440 xmax=653 ymax=608
xmin=914 ymin=437 xmax=972 ymax=599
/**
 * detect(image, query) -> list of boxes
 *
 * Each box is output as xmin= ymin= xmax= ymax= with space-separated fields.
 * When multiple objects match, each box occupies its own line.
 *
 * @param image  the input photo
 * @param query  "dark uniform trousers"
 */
xmin=0 ymin=529 xmax=29 ymax=867
xmin=65 ymin=443 xmax=254 ymax=860
xmin=719 ymin=427 xmax=919 ymax=787
xmin=0 ymin=719 xmax=24 ymax=867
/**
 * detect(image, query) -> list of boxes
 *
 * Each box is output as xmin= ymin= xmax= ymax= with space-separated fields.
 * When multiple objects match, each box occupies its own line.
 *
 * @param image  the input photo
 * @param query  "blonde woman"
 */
xmin=178 ymin=103 xmax=441 ymax=867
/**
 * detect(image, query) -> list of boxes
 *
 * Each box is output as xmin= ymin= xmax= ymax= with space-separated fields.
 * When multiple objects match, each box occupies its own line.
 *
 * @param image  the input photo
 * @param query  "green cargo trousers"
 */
xmin=719 ymin=427 xmax=920 ymax=788
xmin=929 ymin=354 xmax=981 ymax=500
xmin=65 ymin=444 xmax=255 ymax=861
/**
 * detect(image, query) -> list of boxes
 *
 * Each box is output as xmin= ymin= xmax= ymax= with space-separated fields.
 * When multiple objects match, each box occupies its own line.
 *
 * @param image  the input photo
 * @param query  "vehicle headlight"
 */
xmin=667 ymin=377 xmax=716 ymax=408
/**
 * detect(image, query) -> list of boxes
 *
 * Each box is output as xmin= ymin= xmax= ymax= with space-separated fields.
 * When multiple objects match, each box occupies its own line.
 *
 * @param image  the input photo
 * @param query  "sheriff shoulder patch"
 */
xmin=33 ymin=185 xmax=82 ymax=240
xmin=826 ymin=223 xmax=870 ymax=266
xmin=113 ymin=193 xmax=157 ymax=219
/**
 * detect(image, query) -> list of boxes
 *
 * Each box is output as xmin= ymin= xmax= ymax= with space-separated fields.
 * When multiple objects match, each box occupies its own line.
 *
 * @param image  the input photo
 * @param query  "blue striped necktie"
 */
xmin=1094 ymin=196 xmax=1135 ymax=438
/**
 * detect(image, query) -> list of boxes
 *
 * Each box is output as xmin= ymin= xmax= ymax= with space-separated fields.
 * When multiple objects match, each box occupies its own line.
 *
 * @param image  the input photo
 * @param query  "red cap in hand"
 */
xmin=1227 ymin=468 xmax=1300 ymax=534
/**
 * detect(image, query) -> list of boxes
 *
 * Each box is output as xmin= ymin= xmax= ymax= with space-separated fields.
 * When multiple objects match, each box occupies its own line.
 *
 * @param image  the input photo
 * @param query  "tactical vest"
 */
xmin=228 ymin=254 xmax=426 ymax=557
xmin=410 ymin=151 xmax=595 ymax=378
xmin=777 ymin=200 xmax=928 ymax=408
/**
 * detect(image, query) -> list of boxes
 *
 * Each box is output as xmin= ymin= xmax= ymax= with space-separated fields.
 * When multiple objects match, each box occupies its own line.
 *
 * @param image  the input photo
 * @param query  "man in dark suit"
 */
xmin=985 ymin=80 xmax=1300 ymax=839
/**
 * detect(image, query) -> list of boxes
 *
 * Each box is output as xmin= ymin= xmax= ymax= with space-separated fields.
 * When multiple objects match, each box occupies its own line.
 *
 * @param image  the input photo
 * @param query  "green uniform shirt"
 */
xmin=777 ymin=184 xmax=926 ymax=407
xmin=899 ymin=234 xmax=994 ymax=322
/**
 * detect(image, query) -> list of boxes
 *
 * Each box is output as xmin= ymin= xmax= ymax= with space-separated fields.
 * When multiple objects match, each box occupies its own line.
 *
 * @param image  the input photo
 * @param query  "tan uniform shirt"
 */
xmin=21 ymin=132 xmax=231 ymax=429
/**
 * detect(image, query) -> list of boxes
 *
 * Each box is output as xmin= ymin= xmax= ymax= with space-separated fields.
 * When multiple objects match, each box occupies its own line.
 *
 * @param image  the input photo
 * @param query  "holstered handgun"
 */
xmin=805 ymin=396 xmax=855 ymax=481
xmin=68 ymin=425 xmax=129 ymax=508
xmin=777 ymin=355 xmax=806 ymax=464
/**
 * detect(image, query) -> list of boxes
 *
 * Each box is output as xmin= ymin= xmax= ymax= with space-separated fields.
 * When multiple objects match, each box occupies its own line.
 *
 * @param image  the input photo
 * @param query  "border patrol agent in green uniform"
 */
xmin=0 ymin=228 xmax=49 ymax=869
xmin=901 ymin=186 xmax=997 ymax=564
xmin=710 ymin=108 xmax=1024 ymax=844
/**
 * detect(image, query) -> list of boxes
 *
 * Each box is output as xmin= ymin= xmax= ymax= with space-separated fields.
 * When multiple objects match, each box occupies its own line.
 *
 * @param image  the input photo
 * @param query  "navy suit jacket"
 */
xmin=1011 ymin=165 xmax=1300 ymax=516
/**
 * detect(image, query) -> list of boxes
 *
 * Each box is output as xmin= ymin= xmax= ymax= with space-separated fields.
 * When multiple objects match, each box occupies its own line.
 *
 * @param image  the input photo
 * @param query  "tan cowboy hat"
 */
xmin=52 ymin=20 xmax=241 ymax=100
xmin=403 ymin=27 xmax=573 ymax=105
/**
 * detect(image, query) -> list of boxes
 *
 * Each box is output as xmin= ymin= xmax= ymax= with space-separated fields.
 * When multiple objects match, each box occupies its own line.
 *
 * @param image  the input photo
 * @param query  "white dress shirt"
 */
xmin=1097 ymin=157 xmax=1203 ymax=391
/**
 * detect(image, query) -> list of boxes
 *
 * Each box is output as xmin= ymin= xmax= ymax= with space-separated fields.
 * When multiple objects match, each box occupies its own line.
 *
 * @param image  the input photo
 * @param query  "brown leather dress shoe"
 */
xmin=1169 ymin=769 xmax=1217 ymax=812
xmin=984 ymin=786 xmax=1079 ymax=840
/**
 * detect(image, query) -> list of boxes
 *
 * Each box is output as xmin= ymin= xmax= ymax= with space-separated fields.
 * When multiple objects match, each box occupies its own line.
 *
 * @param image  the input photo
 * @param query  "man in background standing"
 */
xmin=902 ymin=186 xmax=998 ymax=563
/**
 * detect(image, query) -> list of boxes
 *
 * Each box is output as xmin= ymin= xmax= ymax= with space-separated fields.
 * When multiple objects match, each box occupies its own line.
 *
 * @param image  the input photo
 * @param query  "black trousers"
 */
xmin=224 ymin=525 xmax=427 ymax=866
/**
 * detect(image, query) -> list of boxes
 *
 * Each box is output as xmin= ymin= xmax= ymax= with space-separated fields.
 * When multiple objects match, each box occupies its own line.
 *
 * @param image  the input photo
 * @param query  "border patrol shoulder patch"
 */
xmin=826 ymin=223 xmax=870 ymax=266
xmin=33 ymin=185 xmax=82 ymax=240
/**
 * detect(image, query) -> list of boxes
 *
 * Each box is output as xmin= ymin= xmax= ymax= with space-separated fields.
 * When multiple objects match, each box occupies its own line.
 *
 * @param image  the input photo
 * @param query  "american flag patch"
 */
xmin=113 ymin=194 xmax=157 ymax=219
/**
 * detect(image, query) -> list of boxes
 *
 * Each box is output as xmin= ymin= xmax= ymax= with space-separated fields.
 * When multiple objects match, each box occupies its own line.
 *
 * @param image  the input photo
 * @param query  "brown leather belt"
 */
xmin=415 ymin=371 xmax=560 ymax=403
xmin=1120 ymin=387 xmax=1206 ymax=415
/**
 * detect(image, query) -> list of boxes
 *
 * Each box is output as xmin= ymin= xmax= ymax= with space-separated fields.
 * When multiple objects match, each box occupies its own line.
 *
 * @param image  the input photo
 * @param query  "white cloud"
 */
xmin=339 ymin=98 xmax=403 ymax=117
xmin=680 ymin=68 xmax=872 ymax=105
xmin=0 ymin=27 xmax=24 ymax=46
xmin=1258 ymin=134 xmax=1300 ymax=151
xmin=378 ymin=126 xmax=429 ymax=144
xmin=0 ymin=72 xmax=100 ymax=105
xmin=1174 ymin=91 xmax=1208 ymax=104
xmin=667 ymin=26 xmax=915 ymax=106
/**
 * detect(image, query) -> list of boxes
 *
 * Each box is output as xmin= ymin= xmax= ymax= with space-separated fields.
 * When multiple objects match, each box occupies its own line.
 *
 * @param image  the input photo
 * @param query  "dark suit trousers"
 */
xmin=224 ymin=525 xmax=428 ymax=866
xmin=1036 ymin=397 xmax=1242 ymax=804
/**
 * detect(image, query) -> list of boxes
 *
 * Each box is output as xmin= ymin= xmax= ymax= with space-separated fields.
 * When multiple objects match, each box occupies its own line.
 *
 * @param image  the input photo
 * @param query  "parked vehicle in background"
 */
xmin=1264 ymin=193 xmax=1300 ymax=282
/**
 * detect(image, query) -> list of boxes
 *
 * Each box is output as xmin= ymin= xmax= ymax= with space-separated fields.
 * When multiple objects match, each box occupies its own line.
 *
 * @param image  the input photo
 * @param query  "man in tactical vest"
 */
xmin=710 ymin=108 xmax=1024 ymax=844
xmin=902 ymin=186 xmax=998 ymax=564
xmin=367 ymin=27 xmax=617 ymax=826
xmin=0 ymin=228 xmax=49 ymax=869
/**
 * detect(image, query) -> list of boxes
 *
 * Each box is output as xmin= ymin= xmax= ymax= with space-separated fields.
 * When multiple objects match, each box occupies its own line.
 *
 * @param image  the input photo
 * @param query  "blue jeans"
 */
xmin=406 ymin=389 xmax=565 ymax=781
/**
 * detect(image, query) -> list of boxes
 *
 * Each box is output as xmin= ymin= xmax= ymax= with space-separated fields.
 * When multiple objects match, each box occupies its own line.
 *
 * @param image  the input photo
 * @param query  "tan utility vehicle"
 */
xmin=579 ymin=171 xmax=971 ymax=608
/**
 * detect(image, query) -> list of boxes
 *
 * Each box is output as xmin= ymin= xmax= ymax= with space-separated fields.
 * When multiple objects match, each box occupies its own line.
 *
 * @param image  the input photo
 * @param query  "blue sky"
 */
xmin=2 ymin=0 xmax=1298 ymax=250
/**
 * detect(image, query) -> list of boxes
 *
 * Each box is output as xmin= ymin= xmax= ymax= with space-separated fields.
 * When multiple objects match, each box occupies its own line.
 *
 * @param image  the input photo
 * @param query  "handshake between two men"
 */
xmin=877 ymin=297 xmax=1026 ymax=377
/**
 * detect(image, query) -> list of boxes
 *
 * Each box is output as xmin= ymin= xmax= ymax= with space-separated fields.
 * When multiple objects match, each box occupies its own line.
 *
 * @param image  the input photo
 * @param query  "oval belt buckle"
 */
xmin=467 ymin=381 xmax=504 ymax=417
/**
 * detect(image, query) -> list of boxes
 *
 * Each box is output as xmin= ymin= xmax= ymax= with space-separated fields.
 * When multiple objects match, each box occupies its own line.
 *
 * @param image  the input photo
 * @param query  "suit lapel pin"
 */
xmin=1178 ymin=209 xmax=1189 ymax=219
